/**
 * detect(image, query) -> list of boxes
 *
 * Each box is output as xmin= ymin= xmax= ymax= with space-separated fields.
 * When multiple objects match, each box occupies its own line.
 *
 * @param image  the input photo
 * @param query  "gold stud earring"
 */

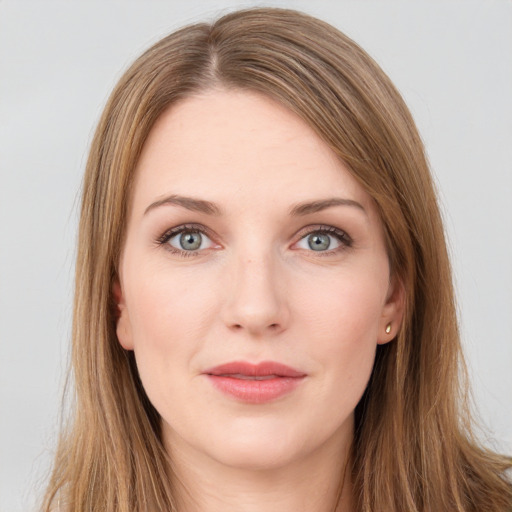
xmin=385 ymin=323 xmax=391 ymax=334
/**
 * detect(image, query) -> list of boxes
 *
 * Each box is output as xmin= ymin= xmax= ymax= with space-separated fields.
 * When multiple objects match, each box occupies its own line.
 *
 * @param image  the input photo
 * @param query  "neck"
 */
xmin=165 ymin=427 xmax=355 ymax=512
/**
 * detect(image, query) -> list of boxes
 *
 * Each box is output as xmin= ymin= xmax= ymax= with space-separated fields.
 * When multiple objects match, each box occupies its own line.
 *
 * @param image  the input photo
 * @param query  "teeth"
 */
xmin=221 ymin=374 xmax=278 ymax=380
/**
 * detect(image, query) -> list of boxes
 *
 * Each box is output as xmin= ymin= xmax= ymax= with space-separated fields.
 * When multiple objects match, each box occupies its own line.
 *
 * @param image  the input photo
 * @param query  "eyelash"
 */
xmin=155 ymin=223 xmax=353 ymax=257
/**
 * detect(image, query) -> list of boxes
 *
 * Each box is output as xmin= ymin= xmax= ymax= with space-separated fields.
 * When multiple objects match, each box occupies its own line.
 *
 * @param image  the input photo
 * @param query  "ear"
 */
xmin=112 ymin=279 xmax=134 ymax=351
xmin=377 ymin=275 xmax=405 ymax=345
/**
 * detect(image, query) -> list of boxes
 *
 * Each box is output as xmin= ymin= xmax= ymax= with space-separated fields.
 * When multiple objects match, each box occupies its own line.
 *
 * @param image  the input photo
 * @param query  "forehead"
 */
xmin=131 ymin=88 xmax=373 ymax=215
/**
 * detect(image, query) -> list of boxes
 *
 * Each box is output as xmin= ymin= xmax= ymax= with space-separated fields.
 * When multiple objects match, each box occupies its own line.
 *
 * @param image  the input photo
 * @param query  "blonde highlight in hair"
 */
xmin=43 ymin=8 xmax=511 ymax=511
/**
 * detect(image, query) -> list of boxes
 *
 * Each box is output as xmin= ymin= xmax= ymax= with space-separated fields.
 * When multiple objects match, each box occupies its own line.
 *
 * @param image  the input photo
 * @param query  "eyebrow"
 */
xmin=144 ymin=194 xmax=221 ymax=216
xmin=289 ymin=197 xmax=367 ymax=216
xmin=144 ymin=194 xmax=366 ymax=218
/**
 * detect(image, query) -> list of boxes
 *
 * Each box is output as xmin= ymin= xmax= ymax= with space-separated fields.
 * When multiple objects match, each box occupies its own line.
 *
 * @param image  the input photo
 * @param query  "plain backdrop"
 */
xmin=0 ymin=1 xmax=511 ymax=511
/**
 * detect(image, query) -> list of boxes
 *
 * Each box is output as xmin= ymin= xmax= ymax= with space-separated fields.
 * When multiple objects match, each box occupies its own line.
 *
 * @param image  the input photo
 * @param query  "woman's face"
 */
xmin=115 ymin=89 xmax=402 ymax=471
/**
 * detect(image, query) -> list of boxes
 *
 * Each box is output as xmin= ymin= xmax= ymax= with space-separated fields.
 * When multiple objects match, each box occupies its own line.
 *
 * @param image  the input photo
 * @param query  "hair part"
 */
xmin=43 ymin=7 xmax=511 ymax=512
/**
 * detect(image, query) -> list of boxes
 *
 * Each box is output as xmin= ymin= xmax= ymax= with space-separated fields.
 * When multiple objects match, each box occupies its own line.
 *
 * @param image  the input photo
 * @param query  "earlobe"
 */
xmin=112 ymin=280 xmax=134 ymax=351
xmin=377 ymin=276 xmax=405 ymax=345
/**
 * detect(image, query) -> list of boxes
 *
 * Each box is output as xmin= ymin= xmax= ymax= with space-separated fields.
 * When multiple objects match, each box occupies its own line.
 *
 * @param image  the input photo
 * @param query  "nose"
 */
xmin=220 ymin=251 xmax=290 ymax=336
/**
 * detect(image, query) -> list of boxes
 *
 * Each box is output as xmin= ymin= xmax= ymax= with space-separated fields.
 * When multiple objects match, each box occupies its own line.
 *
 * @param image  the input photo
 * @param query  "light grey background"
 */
xmin=1 ymin=1 xmax=511 ymax=511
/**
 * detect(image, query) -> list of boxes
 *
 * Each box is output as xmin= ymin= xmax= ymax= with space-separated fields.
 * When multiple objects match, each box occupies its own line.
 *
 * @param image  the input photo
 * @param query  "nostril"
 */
xmin=231 ymin=322 xmax=280 ymax=331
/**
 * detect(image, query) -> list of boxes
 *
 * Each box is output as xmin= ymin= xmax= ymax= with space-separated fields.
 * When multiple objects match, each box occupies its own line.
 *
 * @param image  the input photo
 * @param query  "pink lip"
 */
xmin=203 ymin=361 xmax=307 ymax=404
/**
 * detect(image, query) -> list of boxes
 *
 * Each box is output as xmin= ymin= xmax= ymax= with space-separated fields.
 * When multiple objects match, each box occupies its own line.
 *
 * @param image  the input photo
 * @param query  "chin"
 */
xmin=164 ymin=412 xmax=313 ymax=472
xmin=196 ymin=413 xmax=346 ymax=472
xmin=208 ymin=434 xmax=305 ymax=472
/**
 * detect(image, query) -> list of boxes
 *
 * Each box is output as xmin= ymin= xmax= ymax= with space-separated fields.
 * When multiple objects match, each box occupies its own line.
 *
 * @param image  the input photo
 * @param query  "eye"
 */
xmin=297 ymin=232 xmax=340 ymax=252
xmin=294 ymin=227 xmax=351 ymax=253
xmin=168 ymin=229 xmax=213 ymax=251
xmin=157 ymin=224 xmax=217 ymax=255
xmin=171 ymin=231 xmax=200 ymax=251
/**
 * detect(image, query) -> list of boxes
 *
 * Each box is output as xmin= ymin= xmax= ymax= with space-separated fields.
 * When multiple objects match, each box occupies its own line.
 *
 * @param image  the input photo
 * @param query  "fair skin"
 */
xmin=114 ymin=88 xmax=403 ymax=512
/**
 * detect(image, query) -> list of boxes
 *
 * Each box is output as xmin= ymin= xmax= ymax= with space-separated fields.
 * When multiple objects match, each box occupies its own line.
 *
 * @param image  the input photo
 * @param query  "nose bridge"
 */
xmin=222 ymin=244 xmax=288 ymax=335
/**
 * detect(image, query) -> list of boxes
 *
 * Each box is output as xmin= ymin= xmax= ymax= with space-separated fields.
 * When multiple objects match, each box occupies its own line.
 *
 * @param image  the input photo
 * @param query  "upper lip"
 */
xmin=204 ymin=361 xmax=306 ymax=378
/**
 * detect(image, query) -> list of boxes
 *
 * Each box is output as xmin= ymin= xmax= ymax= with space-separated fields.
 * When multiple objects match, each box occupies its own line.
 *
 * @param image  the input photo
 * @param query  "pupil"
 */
xmin=180 ymin=232 xmax=201 ymax=250
xmin=308 ymin=233 xmax=330 ymax=251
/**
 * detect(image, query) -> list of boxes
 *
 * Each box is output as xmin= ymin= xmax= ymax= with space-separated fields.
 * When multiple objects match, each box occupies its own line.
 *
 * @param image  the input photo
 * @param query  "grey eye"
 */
xmin=179 ymin=232 xmax=202 ymax=250
xmin=307 ymin=233 xmax=331 ymax=251
xmin=295 ymin=230 xmax=343 ymax=252
xmin=167 ymin=230 xmax=213 ymax=251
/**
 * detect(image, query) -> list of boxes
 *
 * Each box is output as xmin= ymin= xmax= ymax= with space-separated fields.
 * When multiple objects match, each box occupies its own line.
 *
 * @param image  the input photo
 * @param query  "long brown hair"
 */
xmin=43 ymin=7 xmax=511 ymax=511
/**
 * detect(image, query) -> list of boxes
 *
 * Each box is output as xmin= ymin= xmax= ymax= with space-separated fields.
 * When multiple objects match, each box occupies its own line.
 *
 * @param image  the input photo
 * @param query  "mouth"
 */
xmin=203 ymin=361 xmax=306 ymax=404
xmin=217 ymin=374 xmax=281 ymax=380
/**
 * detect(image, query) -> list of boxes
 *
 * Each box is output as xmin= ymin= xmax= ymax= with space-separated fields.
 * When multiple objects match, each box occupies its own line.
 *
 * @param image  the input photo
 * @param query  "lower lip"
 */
xmin=206 ymin=375 xmax=304 ymax=403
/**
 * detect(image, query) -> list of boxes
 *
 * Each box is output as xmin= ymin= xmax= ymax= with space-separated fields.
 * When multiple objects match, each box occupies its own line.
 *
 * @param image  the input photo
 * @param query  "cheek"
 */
xmin=128 ymin=264 xmax=212 ymax=338
xmin=123 ymin=268 xmax=215 ymax=422
xmin=295 ymin=268 xmax=385 ymax=345
xmin=124 ymin=264 xmax=222 ymax=384
xmin=293 ymin=268 xmax=385 ymax=393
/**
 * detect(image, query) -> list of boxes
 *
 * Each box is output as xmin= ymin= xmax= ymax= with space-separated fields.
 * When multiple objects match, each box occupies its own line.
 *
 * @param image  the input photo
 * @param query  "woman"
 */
xmin=43 ymin=7 xmax=511 ymax=512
